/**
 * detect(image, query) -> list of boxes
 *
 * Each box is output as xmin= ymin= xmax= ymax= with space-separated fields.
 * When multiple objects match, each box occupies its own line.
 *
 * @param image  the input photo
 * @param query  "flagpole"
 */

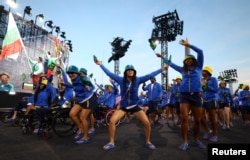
xmin=22 ymin=47 xmax=32 ymax=72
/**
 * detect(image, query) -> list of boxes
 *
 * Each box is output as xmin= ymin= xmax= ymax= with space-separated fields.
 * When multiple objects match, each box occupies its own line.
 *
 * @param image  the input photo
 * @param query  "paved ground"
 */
xmin=0 ymin=116 xmax=250 ymax=160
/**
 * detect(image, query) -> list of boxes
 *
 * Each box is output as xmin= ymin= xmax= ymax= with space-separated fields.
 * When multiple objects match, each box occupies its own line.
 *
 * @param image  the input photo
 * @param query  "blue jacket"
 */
xmin=202 ymin=77 xmax=218 ymax=101
xmin=138 ymin=94 xmax=148 ymax=106
xmin=167 ymin=45 xmax=204 ymax=92
xmin=238 ymin=90 xmax=250 ymax=106
xmin=100 ymin=64 xmax=163 ymax=108
xmin=97 ymin=82 xmax=118 ymax=108
xmin=171 ymin=83 xmax=181 ymax=104
xmin=0 ymin=82 xmax=14 ymax=92
xmin=218 ymin=87 xmax=233 ymax=104
xmin=69 ymin=73 xmax=95 ymax=103
xmin=58 ymin=70 xmax=75 ymax=106
xmin=32 ymin=83 xmax=56 ymax=108
xmin=160 ymin=91 xmax=171 ymax=108
xmin=142 ymin=82 xmax=163 ymax=102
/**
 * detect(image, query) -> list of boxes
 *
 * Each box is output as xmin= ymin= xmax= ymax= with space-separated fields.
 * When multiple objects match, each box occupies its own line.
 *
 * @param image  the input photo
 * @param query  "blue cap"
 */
xmin=67 ymin=65 xmax=79 ymax=73
xmin=124 ymin=65 xmax=136 ymax=71
xmin=79 ymin=68 xmax=87 ymax=74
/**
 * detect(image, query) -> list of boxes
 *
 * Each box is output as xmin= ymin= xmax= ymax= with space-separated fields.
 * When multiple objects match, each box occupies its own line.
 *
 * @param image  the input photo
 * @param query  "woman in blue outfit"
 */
xmin=157 ymin=39 xmax=205 ymax=151
xmin=94 ymin=57 xmax=168 ymax=150
xmin=218 ymin=81 xmax=233 ymax=130
xmin=236 ymin=84 xmax=250 ymax=125
xmin=200 ymin=66 xmax=219 ymax=142
xmin=66 ymin=65 xmax=97 ymax=144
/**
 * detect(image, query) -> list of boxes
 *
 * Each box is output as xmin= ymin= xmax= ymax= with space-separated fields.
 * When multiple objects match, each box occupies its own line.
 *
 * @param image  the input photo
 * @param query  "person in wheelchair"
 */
xmin=4 ymin=96 xmax=30 ymax=123
xmin=51 ymin=65 xmax=75 ymax=109
xmin=95 ymin=80 xmax=118 ymax=125
xmin=22 ymin=77 xmax=56 ymax=134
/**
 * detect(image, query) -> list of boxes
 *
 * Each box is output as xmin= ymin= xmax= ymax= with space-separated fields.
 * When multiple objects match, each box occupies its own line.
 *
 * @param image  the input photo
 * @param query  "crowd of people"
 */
xmin=1 ymin=39 xmax=250 ymax=152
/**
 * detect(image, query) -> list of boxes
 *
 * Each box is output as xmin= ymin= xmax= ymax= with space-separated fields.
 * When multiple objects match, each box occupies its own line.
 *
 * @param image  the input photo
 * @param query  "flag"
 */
xmin=149 ymin=39 xmax=157 ymax=51
xmin=0 ymin=12 xmax=24 ymax=60
xmin=169 ymin=55 xmax=172 ymax=63
xmin=21 ymin=73 xmax=27 ymax=81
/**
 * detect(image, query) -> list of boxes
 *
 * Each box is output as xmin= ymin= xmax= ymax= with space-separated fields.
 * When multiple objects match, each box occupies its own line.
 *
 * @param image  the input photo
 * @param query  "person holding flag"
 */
xmin=43 ymin=50 xmax=59 ymax=78
xmin=157 ymin=39 xmax=205 ymax=151
xmin=29 ymin=56 xmax=44 ymax=88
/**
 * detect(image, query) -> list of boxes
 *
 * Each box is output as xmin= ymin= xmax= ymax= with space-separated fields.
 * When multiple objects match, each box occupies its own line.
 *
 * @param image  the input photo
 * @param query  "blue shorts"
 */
xmin=203 ymin=100 xmax=217 ymax=110
xmin=147 ymin=101 xmax=159 ymax=113
xmin=121 ymin=105 xmax=142 ymax=113
xmin=173 ymin=102 xmax=181 ymax=114
xmin=78 ymin=94 xmax=98 ymax=113
xmin=218 ymin=102 xmax=230 ymax=109
xmin=179 ymin=92 xmax=202 ymax=107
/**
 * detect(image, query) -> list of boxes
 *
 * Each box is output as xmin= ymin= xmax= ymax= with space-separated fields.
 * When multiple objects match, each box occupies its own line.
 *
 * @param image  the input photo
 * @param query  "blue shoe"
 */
xmin=75 ymin=137 xmax=89 ymax=144
xmin=194 ymin=141 xmax=206 ymax=149
xmin=203 ymin=132 xmax=212 ymax=140
xmin=179 ymin=143 xmax=189 ymax=151
xmin=4 ymin=118 xmax=14 ymax=123
xmin=33 ymin=128 xmax=43 ymax=134
xmin=74 ymin=132 xmax=83 ymax=140
xmin=145 ymin=143 xmax=156 ymax=150
xmin=103 ymin=143 xmax=115 ymax=150
xmin=209 ymin=136 xmax=218 ymax=142
xmin=88 ymin=129 xmax=95 ymax=134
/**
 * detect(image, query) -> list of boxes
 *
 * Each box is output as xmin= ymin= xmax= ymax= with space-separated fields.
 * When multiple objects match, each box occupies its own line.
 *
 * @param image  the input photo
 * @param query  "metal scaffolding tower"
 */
xmin=108 ymin=37 xmax=132 ymax=75
xmin=150 ymin=10 xmax=183 ymax=90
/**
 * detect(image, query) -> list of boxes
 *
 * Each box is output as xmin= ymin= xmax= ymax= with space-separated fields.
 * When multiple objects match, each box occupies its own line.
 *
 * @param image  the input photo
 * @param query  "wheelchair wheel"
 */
xmin=52 ymin=109 xmax=76 ymax=137
xmin=105 ymin=109 xmax=120 ymax=126
xmin=22 ymin=126 xmax=29 ymax=134
xmin=1 ymin=111 xmax=13 ymax=123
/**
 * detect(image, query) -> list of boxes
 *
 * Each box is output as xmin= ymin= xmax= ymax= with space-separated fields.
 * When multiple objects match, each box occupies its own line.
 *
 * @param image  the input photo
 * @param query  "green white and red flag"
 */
xmin=0 ymin=12 xmax=24 ymax=60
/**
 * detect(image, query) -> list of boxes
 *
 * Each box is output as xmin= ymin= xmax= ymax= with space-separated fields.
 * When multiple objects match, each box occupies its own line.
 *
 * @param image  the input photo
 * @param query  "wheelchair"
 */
xmin=97 ymin=104 xmax=126 ymax=127
xmin=21 ymin=103 xmax=76 ymax=138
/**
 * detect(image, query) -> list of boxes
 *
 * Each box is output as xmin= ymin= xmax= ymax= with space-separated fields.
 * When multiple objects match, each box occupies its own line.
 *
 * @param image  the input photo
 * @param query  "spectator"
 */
xmin=0 ymin=72 xmax=14 ymax=92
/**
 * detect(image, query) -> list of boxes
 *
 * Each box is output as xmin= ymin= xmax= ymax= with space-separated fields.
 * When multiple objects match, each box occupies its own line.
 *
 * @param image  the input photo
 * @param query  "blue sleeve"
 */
xmin=138 ymin=68 xmax=163 ymax=83
xmin=96 ymin=83 xmax=105 ymax=92
xmin=169 ymin=62 xmax=183 ymax=73
xmin=61 ymin=69 xmax=73 ymax=87
xmin=158 ymin=83 xmax=163 ymax=97
xmin=100 ymin=64 xmax=121 ymax=82
xmin=111 ymin=81 xmax=119 ymax=95
xmin=190 ymin=45 xmax=204 ymax=69
xmin=142 ymin=84 xmax=147 ymax=91
xmin=208 ymin=78 xmax=218 ymax=93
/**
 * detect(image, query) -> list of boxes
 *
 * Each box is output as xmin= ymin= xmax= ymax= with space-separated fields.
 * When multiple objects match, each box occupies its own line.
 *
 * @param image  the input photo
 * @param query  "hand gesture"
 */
xmin=93 ymin=55 xmax=102 ymax=65
xmin=162 ymin=65 xmax=169 ymax=71
xmin=155 ymin=53 xmax=163 ymax=59
xmin=56 ymin=63 xmax=62 ymax=69
xmin=179 ymin=39 xmax=191 ymax=47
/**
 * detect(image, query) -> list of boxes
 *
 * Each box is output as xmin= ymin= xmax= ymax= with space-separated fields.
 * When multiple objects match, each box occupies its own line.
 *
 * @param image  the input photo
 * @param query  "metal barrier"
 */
xmin=0 ymin=91 xmax=32 ymax=110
